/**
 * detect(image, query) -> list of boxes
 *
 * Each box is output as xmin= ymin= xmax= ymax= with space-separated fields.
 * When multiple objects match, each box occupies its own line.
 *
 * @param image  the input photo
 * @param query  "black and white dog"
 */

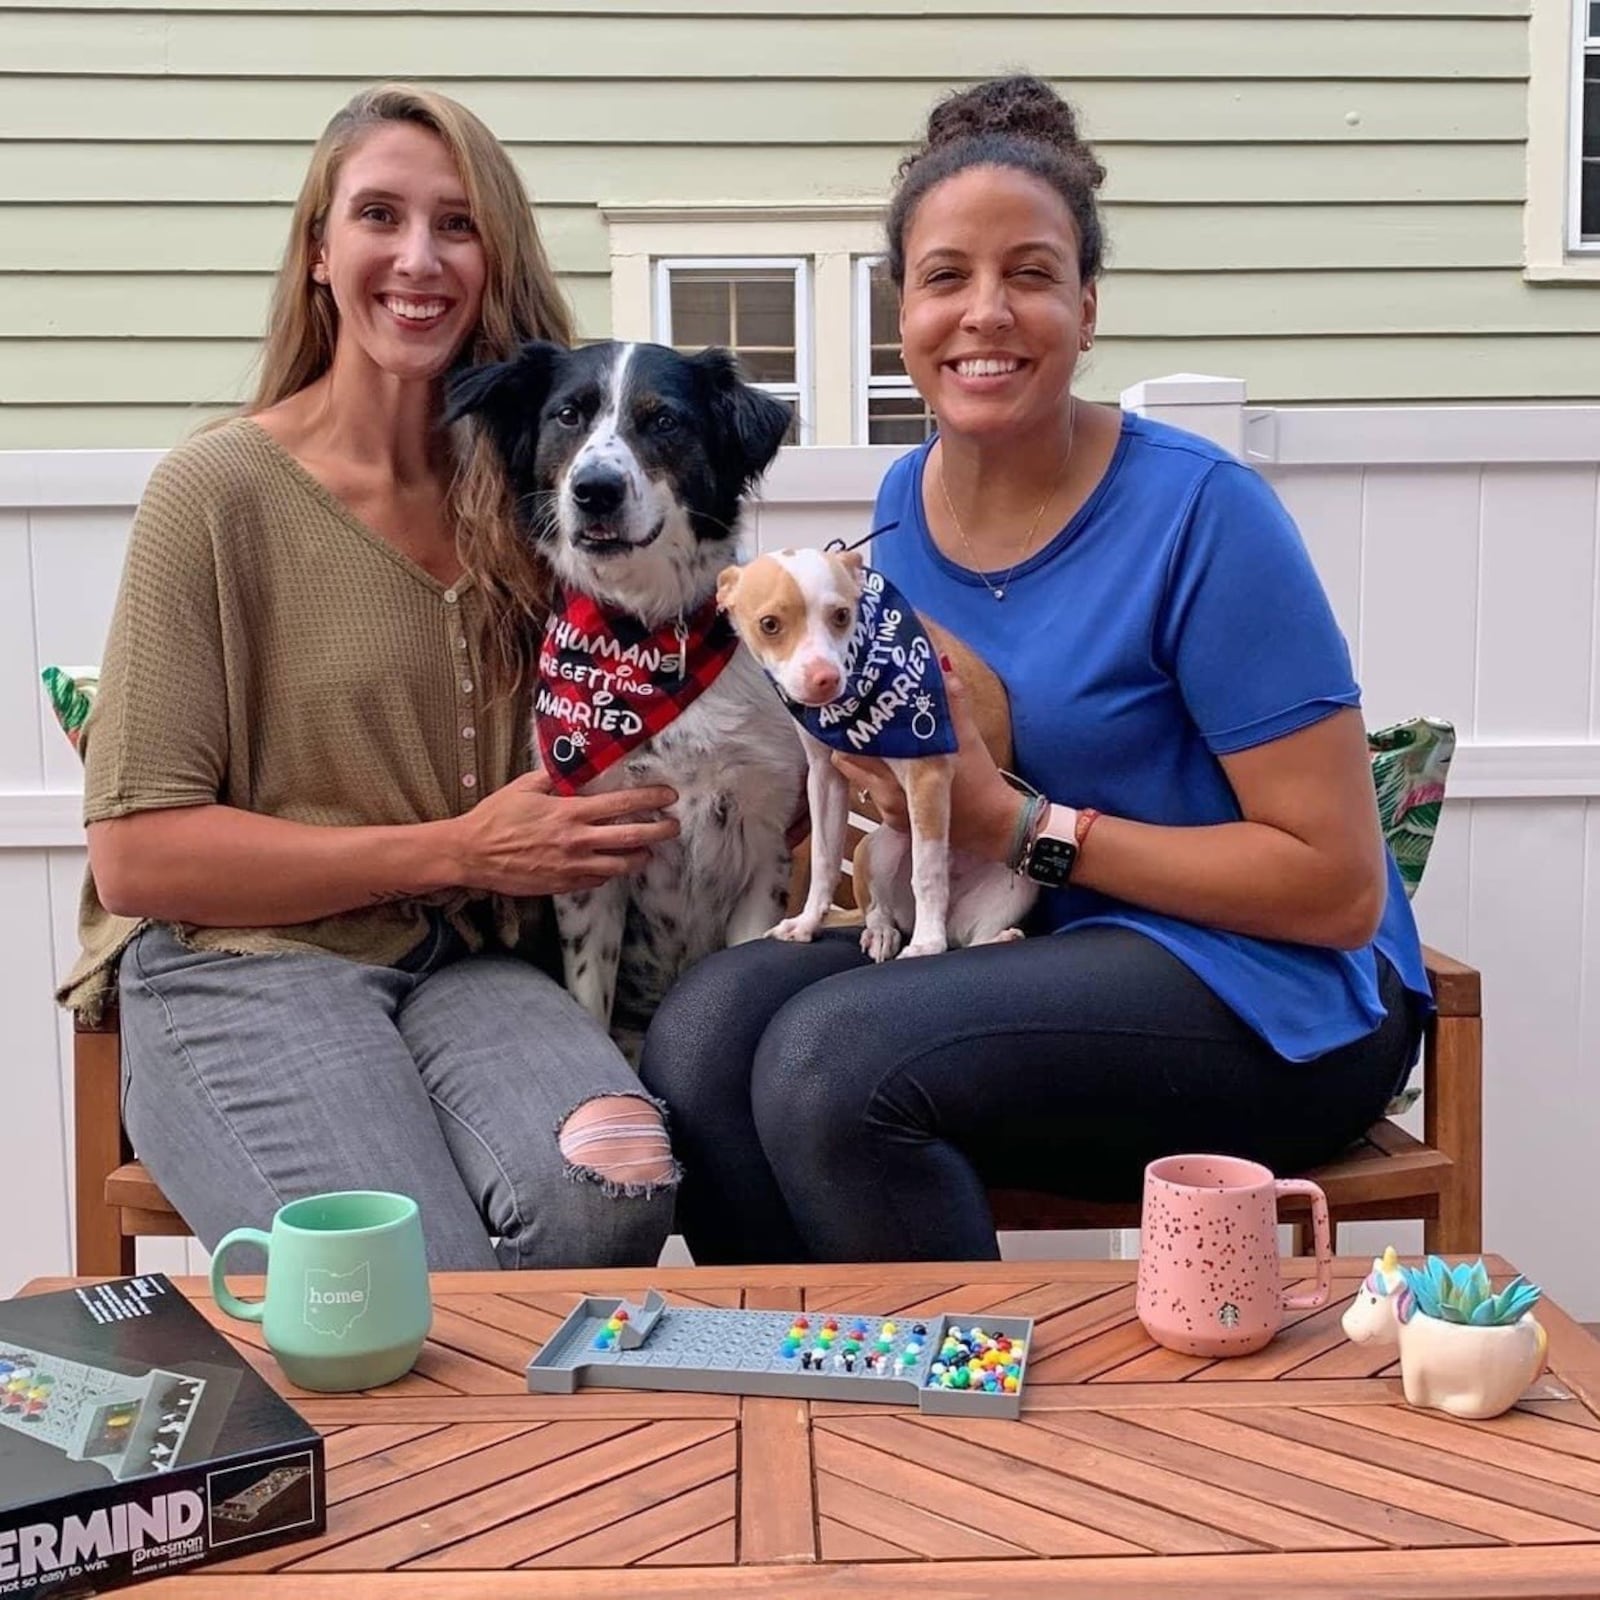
xmin=447 ymin=340 xmax=805 ymax=1057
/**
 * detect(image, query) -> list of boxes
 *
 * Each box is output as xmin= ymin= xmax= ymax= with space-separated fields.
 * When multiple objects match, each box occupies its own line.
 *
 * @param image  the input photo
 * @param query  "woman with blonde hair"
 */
xmin=61 ymin=84 xmax=682 ymax=1271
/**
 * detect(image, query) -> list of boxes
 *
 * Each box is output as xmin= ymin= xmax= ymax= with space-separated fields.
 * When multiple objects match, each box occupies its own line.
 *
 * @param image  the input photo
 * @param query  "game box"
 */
xmin=0 ymin=1275 xmax=323 ymax=1598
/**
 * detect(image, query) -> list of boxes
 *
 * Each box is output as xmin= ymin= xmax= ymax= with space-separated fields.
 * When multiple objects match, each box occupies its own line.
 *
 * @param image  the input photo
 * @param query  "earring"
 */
xmin=312 ymin=262 xmax=329 ymax=284
xmin=1080 ymin=334 xmax=1094 ymax=352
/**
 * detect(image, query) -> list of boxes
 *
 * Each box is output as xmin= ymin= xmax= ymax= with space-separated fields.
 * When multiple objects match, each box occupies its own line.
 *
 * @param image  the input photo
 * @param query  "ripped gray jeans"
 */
xmin=118 ymin=919 xmax=679 ymax=1272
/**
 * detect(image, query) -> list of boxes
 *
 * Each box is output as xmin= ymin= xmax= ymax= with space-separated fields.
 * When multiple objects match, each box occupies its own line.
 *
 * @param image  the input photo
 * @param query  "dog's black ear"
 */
xmin=692 ymin=347 xmax=793 ymax=489
xmin=444 ymin=340 xmax=562 ymax=462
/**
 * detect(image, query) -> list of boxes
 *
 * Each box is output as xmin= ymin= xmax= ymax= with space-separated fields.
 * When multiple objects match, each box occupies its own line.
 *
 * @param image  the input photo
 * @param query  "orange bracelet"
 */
xmin=1074 ymin=807 xmax=1103 ymax=849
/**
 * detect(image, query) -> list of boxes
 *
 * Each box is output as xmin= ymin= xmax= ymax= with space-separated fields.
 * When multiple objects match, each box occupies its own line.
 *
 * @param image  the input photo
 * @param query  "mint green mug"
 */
xmin=210 ymin=1191 xmax=431 ymax=1393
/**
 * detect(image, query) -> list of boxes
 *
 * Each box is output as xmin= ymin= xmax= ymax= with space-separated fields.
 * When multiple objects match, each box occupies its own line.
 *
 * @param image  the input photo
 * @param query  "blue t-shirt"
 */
xmin=870 ymin=412 xmax=1431 ymax=1064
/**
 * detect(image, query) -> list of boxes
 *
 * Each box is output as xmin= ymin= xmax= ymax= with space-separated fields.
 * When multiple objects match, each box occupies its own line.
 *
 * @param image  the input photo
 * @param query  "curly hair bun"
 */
xmin=922 ymin=75 xmax=1104 ymax=187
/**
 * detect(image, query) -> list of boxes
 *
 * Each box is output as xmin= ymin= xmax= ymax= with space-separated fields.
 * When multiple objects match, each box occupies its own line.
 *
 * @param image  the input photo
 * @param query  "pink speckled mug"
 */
xmin=1136 ymin=1154 xmax=1332 ymax=1358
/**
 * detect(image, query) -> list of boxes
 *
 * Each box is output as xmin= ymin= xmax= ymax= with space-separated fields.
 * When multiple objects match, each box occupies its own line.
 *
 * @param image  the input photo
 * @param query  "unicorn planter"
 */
xmin=1342 ymin=1247 xmax=1548 ymax=1420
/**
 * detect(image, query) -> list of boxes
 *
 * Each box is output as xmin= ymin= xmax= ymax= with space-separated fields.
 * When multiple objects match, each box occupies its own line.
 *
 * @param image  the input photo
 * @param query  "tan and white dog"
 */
xmin=718 ymin=547 xmax=1037 ymax=960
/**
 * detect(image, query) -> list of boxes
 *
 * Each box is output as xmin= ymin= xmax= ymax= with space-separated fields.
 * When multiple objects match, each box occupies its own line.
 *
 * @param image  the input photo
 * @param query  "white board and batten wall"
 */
xmin=2 ymin=375 xmax=1599 ymax=1314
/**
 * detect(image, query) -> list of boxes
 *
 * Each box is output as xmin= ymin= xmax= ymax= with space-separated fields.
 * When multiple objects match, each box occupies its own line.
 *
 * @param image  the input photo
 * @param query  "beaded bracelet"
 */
xmin=1006 ymin=792 xmax=1050 ymax=875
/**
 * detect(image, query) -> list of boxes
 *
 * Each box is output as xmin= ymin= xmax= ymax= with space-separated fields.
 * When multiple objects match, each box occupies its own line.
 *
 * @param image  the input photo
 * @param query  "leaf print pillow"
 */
xmin=40 ymin=665 xmax=99 ymax=755
xmin=1368 ymin=716 xmax=1455 ymax=899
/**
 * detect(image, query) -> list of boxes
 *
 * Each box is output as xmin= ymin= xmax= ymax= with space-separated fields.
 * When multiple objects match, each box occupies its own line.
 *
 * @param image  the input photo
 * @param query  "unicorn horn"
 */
xmin=1381 ymin=1245 xmax=1399 ymax=1273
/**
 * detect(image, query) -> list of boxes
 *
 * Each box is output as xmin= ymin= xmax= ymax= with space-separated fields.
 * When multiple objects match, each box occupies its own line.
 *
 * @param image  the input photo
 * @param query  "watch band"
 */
xmin=1020 ymin=803 xmax=1080 ymax=888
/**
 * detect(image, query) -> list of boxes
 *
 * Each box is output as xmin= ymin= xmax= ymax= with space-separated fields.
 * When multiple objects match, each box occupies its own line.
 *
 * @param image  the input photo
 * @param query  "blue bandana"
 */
xmin=781 ymin=568 xmax=958 ymax=758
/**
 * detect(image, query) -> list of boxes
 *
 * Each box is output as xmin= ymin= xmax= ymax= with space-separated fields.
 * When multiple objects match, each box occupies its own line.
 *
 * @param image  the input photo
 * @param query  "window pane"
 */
xmin=669 ymin=275 xmax=730 ymax=347
xmin=732 ymin=276 xmax=795 ymax=348
xmin=1590 ymin=3 xmax=1599 ymax=41
xmin=1583 ymin=160 xmax=1600 ymax=240
xmin=667 ymin=268 xmax=798 ymax=389
xmin=867 ymin=262 xmax=905 ymax=378
xmin=1586 ymin=56 xmax=1600 ymax=155
xmin=738 ymin=347 xmax=797 ymax=383
xmin=867 ymin=392 xmax=936 ymax=446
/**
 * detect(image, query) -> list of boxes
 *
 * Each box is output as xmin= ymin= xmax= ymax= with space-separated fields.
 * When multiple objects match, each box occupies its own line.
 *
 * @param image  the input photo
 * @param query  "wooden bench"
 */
xmin=71 ymin=945 xmax=1480 ymax=1273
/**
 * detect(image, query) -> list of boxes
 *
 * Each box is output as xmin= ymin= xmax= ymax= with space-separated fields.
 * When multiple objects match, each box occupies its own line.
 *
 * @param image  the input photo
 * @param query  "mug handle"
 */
xmin=1275 ymin=1179 xmax=1332 ymax=1310
xmin=210 ymin=1227 xmax=273 ymax=1323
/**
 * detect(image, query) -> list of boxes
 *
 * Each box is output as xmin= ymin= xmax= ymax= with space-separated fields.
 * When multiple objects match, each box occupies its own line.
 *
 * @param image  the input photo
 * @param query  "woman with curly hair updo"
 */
xmin=641 ymin=74 xmax=1433 ymax=1265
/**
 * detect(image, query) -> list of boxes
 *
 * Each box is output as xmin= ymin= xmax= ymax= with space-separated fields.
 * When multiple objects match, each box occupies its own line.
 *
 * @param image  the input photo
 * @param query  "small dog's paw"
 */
xmin=898 ymin=934 xmax=948 ymax=960
xmin=860 ymin=922 xmax=902 ymax=963
xmin=766 ymin=915 xmax=819 ymax=943
xmin=989 ymin=926 xmax=1026 ymax=944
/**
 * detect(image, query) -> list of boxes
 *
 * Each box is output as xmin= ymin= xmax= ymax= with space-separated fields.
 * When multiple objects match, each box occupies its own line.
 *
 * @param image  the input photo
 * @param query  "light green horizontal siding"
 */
xmin=3 ymin=12 xmax=1528 ymax=77
xmin=10 ymin=334 xmax=1597 ymax=417
xmin=10 ymin=273 xmax=611 ymax=338
xmin=6 ymin=0 xmax=1588 ymax=448
xmin=0 ymin=202 xmax=1527 ymax=274
xmin=26 ymin=269 xmax=1600 ymax=341
xmin=0 ymin=140 xmax=1532 ymax=206
xmin=0 ymin=77 xmax=1533 ymax=144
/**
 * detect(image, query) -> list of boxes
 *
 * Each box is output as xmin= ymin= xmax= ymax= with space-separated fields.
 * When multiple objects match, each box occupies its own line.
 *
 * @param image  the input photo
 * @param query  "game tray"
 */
xmin=526 ymin=1291 xmax=1033 ymax=1419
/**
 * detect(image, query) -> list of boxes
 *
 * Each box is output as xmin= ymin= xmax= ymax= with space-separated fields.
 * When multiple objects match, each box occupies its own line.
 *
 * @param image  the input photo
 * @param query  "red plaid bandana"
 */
xmin=533 ymin=590 xmax=740 ymax=794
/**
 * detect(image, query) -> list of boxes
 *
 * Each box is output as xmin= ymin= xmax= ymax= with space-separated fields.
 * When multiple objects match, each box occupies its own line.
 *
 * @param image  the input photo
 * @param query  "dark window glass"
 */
xmin=866 ymin=393 xmax=936 ymax=446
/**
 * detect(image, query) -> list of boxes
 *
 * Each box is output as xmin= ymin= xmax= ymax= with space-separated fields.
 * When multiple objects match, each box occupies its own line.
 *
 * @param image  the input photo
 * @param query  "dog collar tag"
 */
xmin=534 ymin=590 xmax=739 ymax=793
xmin=782 ymin=569 xmax=958 ymax=759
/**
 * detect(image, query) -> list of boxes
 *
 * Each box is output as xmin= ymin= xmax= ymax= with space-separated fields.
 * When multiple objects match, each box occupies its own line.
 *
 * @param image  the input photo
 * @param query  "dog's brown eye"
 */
xmin=650 ymin=410 xmax=679 ymax=434
xmin=555 ymin=403 xmax=582 ymax=427
xmin=758 ymin=615 xmax=782 ymax=637
xmin=830 ymin=607 xmax=852 ymax=630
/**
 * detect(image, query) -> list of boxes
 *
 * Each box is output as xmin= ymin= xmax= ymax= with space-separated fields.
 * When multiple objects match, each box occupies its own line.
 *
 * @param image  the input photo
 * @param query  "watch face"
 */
xmin=1025 ymin=833 xmax=1078 ymax=888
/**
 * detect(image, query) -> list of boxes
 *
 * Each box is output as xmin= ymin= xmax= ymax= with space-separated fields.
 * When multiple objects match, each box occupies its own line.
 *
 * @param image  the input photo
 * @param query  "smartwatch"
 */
xmin=1019 ymin=807 xmax=1079 ymax=888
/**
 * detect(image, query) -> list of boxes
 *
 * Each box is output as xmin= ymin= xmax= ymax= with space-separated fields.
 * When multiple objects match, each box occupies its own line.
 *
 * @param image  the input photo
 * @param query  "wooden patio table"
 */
xmin=28 ymin=1256 xmax=1600 ymax=1598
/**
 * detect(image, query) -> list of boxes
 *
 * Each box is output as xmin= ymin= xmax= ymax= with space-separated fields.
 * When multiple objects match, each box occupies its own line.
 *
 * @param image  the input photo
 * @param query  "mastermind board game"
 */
xmin=0 ymin=1276 xmax=323 ymax=1599
xmin=526 ymin=1291 xmax=1033 ymax=1419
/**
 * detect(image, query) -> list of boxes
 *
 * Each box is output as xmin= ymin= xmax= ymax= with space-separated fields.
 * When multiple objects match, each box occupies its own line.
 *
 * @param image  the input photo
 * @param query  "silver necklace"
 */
xmin=935 ymin=398 xmax=1077 ymax=602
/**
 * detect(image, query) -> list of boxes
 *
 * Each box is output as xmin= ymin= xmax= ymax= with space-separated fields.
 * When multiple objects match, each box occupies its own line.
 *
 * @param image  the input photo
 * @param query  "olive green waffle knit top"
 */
xmin=60 ymin=417 xmax=538 ymax=1019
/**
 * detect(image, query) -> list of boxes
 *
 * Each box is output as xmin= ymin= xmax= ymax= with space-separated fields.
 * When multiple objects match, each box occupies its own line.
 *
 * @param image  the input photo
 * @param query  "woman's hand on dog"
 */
xmin=444 ymin=771 xmax=680 ymax=896
xmin=830 ymin=666 xmax=1019 ymax=861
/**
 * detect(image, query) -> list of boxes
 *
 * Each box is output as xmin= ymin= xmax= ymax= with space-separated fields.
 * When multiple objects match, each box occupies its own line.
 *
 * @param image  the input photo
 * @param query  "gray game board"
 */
xmin=525 ymin=1291 xmax=1033 ymax=1419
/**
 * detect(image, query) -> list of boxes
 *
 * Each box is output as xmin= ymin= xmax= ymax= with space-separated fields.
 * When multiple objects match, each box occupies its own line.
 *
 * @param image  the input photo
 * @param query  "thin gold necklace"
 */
xmin=935 ymin=398 xmax=1077 ymax=602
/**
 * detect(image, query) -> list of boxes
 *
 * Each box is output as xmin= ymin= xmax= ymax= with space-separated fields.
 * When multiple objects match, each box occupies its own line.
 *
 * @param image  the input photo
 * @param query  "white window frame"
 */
xmin=1569 ymin=0 xmax=1599 ymax=251
xmin=853 ymin=255 xmax=932 ymax=446
xmin=1526 ymin=0 xmax=1600 ymax=278
xmin=602 ymin=205 xmax=885 ymax=443
xmin=653 ymin=256 xmax=813 ymax=443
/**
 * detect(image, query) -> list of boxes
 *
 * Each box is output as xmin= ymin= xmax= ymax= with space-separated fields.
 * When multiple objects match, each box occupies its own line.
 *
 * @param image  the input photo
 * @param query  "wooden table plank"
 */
xmin=814 ymin=1465 xmax=1032 ymax=1560
xmin=320 ymin=1424 xmax=448 ymax=1473
xmin=328 ymin=1424 xmax=542 ymax=1507
xmin=128 ymin=1546 xmax=1600 ymax=1596
xmin=1292 ymin=1401 xmax=1600 ymax=1497
xmin=1299 ymin=1401 xmax=1600 ymax=1523
xmin=737 ymin=1398 xmax=815 ymax=1565
xmin=1179 ymin=1405 xmax=1596 ymax=1544
xmin=405 ymin=1432 xmax=737 ymax=1569
xmin=869 ymin=1411 xmax=1259 ymax=1555
xmin=815 ymin=1420 xmax=1148 ymax=1558
xmin=217 ymin=1421 xmax=647 ymax=1573
xmin=294 ymin=1393 xmax=739 ymax=1427
xmin=736 ymin=1284 xmax=818 ymax=1565
xmin=291 ymin=1422 xmax=730 ymax=1572
xmin=633 ymin=1521 xmax=737 ymax=1567
xmin=815 ymin=1515 xmax=917 ymax=1561
xmin=1023 ymin=1409 xmax=1396 ymax=1551
xmin=518 ymin=1475 xmax=736 ymax=1569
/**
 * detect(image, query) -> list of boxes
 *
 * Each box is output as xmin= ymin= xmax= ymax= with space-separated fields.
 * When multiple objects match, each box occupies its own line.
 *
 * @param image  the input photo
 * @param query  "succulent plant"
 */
xmin=1399 ymin=1256 xmax=1542 ymax=1327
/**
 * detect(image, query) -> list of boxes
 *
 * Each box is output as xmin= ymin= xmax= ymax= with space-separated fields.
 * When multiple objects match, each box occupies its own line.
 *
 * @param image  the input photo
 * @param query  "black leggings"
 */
xmin=638 ymin=926 xmax=1423 ymax=1264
